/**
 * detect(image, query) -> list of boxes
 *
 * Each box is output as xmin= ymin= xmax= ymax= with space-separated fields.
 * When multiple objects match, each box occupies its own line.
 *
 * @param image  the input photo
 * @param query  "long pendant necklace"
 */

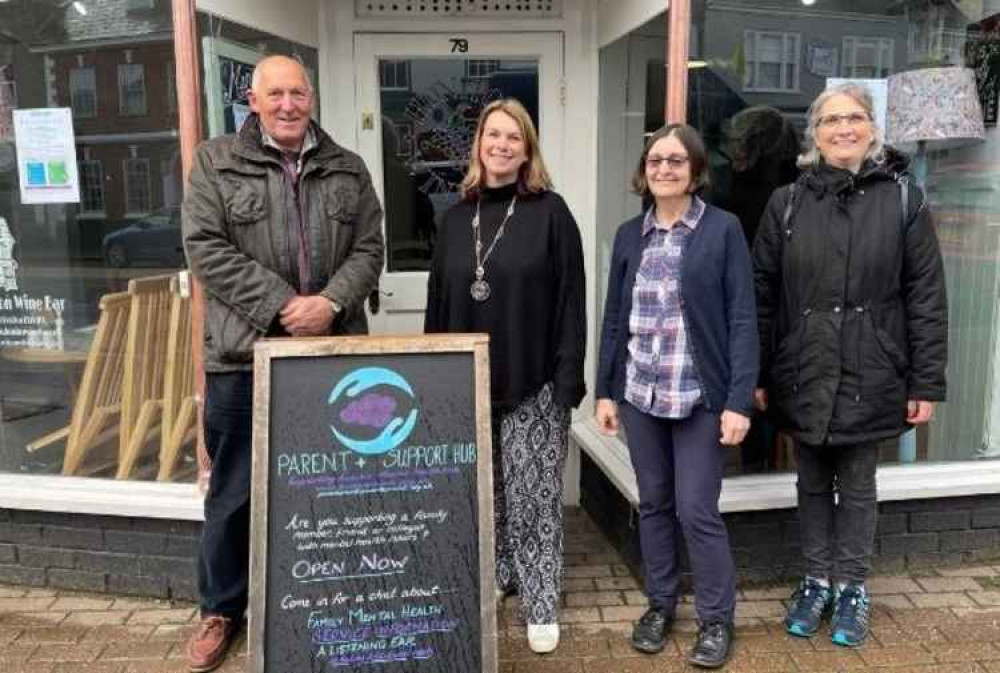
xmin=470 ymin=194 xmax=517 ymax=302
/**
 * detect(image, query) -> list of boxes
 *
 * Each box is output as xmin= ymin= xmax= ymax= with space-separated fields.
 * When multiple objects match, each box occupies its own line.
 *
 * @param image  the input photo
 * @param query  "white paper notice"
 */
xmin=13 ymin=108 xmax=80 ymax=205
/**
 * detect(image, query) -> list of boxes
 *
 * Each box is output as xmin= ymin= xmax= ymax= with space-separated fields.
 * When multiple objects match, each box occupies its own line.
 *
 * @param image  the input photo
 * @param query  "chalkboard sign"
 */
xmin=249 ymin=335 xmax=496 ymax=673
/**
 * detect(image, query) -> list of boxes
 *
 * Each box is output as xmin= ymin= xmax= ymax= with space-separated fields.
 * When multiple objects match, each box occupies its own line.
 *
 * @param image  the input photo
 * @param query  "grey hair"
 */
xmin=797 ymin=82 xmax=884 ymax=169
xmin=249 ymin=54 xmax=313 ymax=92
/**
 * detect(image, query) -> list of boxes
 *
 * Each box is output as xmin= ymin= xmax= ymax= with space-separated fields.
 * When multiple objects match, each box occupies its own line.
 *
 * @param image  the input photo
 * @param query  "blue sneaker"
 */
xmin=831 ymin=584 xmax=870 ymax=647
xmin=784 ymin=577 xmax=833 ymax=637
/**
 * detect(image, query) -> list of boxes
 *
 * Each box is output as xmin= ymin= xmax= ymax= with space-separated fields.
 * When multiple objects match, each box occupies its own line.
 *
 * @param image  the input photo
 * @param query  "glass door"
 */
xmin=355 ymin=33 xmax=564 ymax=334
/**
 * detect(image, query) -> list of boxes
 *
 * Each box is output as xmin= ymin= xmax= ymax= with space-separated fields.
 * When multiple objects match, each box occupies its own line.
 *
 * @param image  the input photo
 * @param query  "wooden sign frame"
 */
xmin=248 ymin=334 xmax=496 ymax=673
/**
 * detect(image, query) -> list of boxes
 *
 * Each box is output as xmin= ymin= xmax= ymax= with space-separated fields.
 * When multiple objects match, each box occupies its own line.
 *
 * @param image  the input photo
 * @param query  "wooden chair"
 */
xmin=26 ymin=291 xmax=131 ymax=475
xmin=116 ymin=275 xmax=173 ymax=479
xmin=156 ymin=276 xmax=197 ymax=481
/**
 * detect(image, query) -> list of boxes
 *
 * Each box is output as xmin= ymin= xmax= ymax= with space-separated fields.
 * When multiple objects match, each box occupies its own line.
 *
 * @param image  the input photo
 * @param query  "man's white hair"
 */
xmin=249 ymin=55 xmax=312 ymax=92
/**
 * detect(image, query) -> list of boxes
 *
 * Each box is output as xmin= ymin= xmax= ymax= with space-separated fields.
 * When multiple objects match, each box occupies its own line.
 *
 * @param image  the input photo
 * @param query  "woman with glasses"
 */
xmin=753 ymin=83 xmax=947 ymax=646
xmin=594 ymin=124 xmax=757 ymax=669
xmin=425 ymin=99 xmax=586 ymax=655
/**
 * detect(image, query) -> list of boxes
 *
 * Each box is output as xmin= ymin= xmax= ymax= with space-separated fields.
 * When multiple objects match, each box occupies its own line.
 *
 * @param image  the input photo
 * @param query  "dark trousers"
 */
xmin=198 ymin=372 xmax=254 ymax=619
xmin=795 ymin=442 xmax=878 ymax=585
xmin=620 ymin=403 xmax=736 ymax=623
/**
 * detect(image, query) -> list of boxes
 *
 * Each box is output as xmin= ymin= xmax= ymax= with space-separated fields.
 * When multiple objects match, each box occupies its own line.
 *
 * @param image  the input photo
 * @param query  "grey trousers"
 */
xmin=795 ymin=442 xmax=879 ymax=585
xmin=492 ymin=383 xmax=570 ymax=625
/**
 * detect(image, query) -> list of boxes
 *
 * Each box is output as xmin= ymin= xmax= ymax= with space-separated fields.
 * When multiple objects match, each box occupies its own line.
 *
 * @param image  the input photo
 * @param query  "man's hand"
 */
xmin=279 ymin=295 xmax=336 ymax=336
xmin=595 ymin=399 xmax=619 ymax=436
xmin=720 ymin=410 xmax=750 ymax=446
xmin=907 ymin=400 xmax=935 ymax=425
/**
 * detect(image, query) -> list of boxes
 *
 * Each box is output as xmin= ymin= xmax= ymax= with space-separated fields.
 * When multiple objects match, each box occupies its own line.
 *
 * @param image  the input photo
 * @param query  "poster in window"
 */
xmin=966 ymin=19 xmax=1000 ymax=126
xmin=808 ymin=45 xmax=838 ymax=78
xmin=0 ymin=64 xmax=14 ymax=143
xmin=12 ymin=108 xmax=81 ymax=205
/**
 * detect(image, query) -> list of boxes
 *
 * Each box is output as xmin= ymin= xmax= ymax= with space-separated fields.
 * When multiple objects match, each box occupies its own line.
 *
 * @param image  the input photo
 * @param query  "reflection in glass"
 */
xmin=379 ymin=58 xmax=539 ymax=272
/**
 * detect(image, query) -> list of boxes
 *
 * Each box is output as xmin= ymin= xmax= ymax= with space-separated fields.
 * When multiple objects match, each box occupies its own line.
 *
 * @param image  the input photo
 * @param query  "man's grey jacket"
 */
xmin=182 ymin=115 xmax=384 ymax=372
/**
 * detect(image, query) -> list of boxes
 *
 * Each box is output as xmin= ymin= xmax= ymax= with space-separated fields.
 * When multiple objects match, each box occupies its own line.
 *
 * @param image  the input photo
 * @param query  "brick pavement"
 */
xmin=1 ymin=507 xmax=999 ymax=672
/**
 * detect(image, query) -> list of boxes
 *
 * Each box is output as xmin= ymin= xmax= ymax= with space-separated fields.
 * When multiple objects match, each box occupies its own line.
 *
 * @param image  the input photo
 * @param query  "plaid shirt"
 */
xmin=624 ymin=196 xmax=705 ymax=418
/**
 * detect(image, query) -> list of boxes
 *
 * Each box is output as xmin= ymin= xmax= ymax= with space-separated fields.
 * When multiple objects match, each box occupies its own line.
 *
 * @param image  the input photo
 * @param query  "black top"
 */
xmin=425 ymin=183 xmax=587 ymax=409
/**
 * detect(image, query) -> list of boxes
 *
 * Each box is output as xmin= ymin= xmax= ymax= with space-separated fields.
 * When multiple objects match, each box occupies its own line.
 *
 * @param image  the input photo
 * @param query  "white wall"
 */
xmin=597 ymin=0 xmax=670 ymax=47
xmin=196 ymin=0 xmax=319 ymax=47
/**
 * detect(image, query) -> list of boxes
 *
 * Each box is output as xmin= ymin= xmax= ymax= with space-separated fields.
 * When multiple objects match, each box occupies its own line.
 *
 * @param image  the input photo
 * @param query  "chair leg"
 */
xmin=157 ymin=396 xmax=196 ymax=482
xmin=117 ymin=400 xmax=163 ymax=479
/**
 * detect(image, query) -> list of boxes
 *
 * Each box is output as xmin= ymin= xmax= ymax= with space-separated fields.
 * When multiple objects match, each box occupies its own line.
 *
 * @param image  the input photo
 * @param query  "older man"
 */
xmin=182 ymin=54 xmax=383 ymax=671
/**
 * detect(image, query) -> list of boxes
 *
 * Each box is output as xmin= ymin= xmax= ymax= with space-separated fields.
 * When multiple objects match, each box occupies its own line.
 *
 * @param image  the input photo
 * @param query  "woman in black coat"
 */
xmin=753 ymin=83 xmax=947 ymax=647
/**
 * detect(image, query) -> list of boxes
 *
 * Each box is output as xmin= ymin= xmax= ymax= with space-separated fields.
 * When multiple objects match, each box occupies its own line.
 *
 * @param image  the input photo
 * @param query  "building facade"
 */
xmin=0 ymin=0 xmax=999 ymax=595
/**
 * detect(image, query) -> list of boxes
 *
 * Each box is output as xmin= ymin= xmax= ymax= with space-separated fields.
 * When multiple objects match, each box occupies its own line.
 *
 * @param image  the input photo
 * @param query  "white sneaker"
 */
xmin=527 ymin=623 xmax=560 ymax=654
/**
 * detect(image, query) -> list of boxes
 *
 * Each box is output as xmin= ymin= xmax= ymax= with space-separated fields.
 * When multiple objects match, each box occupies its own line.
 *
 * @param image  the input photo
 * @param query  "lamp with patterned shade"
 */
xmin=886 ymin=66 xmax=984 ymax=463
xmin=886 ymin=66 xmax=985 ymax=184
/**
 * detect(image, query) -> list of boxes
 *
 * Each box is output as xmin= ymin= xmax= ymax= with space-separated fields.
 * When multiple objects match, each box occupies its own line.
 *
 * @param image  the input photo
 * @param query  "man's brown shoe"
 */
xmin=187 ymin=614 xmax=237 ymax=672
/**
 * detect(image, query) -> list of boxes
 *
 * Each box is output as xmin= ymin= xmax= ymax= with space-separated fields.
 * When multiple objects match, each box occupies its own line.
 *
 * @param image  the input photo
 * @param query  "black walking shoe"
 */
xmin=689 ymin=619 xmax=733 ymax=669
xmin=630 ymin=607 xmax=672 ymax=654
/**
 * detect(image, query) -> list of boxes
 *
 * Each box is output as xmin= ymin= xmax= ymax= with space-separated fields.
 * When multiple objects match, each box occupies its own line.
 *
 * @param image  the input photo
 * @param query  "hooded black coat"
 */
xmin=753 ymin=150 xmax=948 ymax=446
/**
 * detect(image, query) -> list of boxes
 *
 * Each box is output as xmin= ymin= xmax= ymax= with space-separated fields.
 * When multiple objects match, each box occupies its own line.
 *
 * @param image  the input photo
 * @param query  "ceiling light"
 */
xmin=72 ymin=1 xmax=88 ymax=15
xmin=801 ymin=0 xmax=816 ymax=5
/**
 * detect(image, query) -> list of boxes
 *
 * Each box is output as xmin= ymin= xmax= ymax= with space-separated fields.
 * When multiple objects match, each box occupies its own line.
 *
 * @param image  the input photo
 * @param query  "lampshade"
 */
xmin=886 ymin=67 xmax=985 ymax=148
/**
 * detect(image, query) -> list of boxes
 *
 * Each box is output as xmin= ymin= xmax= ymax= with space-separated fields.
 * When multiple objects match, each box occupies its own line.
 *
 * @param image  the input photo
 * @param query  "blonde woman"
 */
xmin=425 ymin=99 xmax=586 ymax=654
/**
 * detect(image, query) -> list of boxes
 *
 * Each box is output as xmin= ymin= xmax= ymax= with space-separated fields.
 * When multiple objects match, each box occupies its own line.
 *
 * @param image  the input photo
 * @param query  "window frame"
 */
xmin=379 ymin=59 xmax=411 ymax=92
xmin=117 ymin=63 xmax=148 ymax=116
xmin=77 ymin=159 xmax=106 ymax=216
xmin=842 ymin=36 xmax=895 ymax=79
xmin=743 ymin=30 xmax=801 ymax=94
xmin=123 ymin=157 xmax=152 ymax=216
xmin=69 ymin=66 xmax=98 ymax=119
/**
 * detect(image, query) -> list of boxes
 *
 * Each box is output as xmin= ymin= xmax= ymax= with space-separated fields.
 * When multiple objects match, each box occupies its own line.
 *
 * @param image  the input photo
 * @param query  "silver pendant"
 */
xmin=470 ymin=279 xmax=491 ymax=302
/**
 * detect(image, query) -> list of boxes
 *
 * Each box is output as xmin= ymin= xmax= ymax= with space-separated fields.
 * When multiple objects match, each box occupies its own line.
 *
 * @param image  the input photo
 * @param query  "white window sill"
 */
xmin=571 ymin=418 xmax=1000 ymax=513
xmin=0 ymin=474 xmax=204 ymax=520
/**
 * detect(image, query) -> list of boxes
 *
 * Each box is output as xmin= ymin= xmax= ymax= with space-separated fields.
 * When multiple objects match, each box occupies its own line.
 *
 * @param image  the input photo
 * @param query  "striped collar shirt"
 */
xmin=624 ymin=196 xmax=705 ymax=418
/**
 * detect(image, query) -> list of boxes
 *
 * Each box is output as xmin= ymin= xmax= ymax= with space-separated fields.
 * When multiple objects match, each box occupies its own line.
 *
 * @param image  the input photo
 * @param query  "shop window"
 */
xmin=744 ymin=31 xmax=800 ymax=93
xmin=117 ymin=63 xmax=147 ymax=116
xmin=379 ymin=60 xmax=411 ymax=91
xmin=78 ymin=160 xmax=105 ymax=215
xmin=842 ymin=36 xmax=894 ymax=78
xmin=69 ymin=66 xmax=96 ymax=118
xmin=124 ymin=158 xmax=152 ymax=215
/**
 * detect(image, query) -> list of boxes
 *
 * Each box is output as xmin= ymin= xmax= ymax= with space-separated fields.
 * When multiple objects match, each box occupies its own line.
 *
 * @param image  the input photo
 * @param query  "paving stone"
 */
xmin=29 ymin=643 xmax=105 ymax=663
xmin=62 ymin=611 xmax=132 ymax=627
xmin=909 ymin=592 xmax=977 ymax=608
xmin=50 ymin=598 xmax=116 ymax=612
xmin=51 ymin=664 xmax=126 ymax=673
xmin=598 ymin=605 xmax=647 ymax=622
xmin=741 ymin=586 xmax=795 ymax=601
xmin=0 ymin=585 xmax=27 ymax=598
xmin=564 ymin=565 xmax=614 ymax=579
xmin=789 ymin=650 xmax=869 ymax=671
xmin=564 ymin=591 xmax=623 ymax=607
xmin=0 ymin=664 xmax=54 ymax=673
xmin=125 ymin=608 xmax=196 ymax=625
xmin=718 ymin=651 xmax=799 ymax=673
xmin=858 ymin=645 xmax=936 ymax=667
xmin=564 ymin=621 xmax=633 ymax=637
xmin=511 ymin=659 xmax=585 ymax=672
xmin=593 ymin=577 xmax=639 ymax=591
xmin=0 ymin=596 xmax=57 ymax=612
xmin=561 ymin=579 xmax=595 ymax=592
xmin=81 ymin=625 xmax=156 ymax=642
xmin=872 ymin=594 xmax=915 ymax=610
xmin=735 ymin=633 xmax=816 ymax=653
xmin=122 ymin=663 xmax=191 ymax=673
xmin=734 ymin=601 xmax=787 ymax=618
xmin=98 ymin=641 xmax=173 ymax=661
xmin=582 ymin=657 xmax=689 ymax=672
xmin=938 ymin=622 xmax=1000 ymax=642
xmin=622 ymin=590 xmax=647 ymax=605
xmin=922 ymin=642 xmax=1000 ymax=663
xmin=871 ymin=624 xmax=948 ymax=646
xmin=0 ymin=643 xmax=37 ymax=663
xmin=147 ymin=623 xmax=195 ymax=642
xmin=15 ymin=626 xmax=88 ymax=643
xmin=887 ymin=607 xmax=963 ymax=627
xmin=969 ymin=591 xmax=1000 ymax=607
xmin=916 ymin=577 xmax=984 ymax=593
xmin=937 ymin=566 xmax=998 ymax=577
xmin=557 ymin=607 xmax=602 ymax=623
xmin=0 ymin=611 xmax=68 ymax=626
xmin=868 ymin=576 xmax=923 ymax=594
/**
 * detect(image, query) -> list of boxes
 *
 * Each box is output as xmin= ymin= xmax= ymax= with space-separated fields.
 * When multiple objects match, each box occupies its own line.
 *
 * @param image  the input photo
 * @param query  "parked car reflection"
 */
xmin=101 ymin=206 xmax=184 ymax=268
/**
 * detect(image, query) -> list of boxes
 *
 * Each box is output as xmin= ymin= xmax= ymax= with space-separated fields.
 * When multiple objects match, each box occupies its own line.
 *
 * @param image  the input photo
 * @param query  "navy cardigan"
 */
xmin=595 ymin=203 xmax=759 ymax=416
